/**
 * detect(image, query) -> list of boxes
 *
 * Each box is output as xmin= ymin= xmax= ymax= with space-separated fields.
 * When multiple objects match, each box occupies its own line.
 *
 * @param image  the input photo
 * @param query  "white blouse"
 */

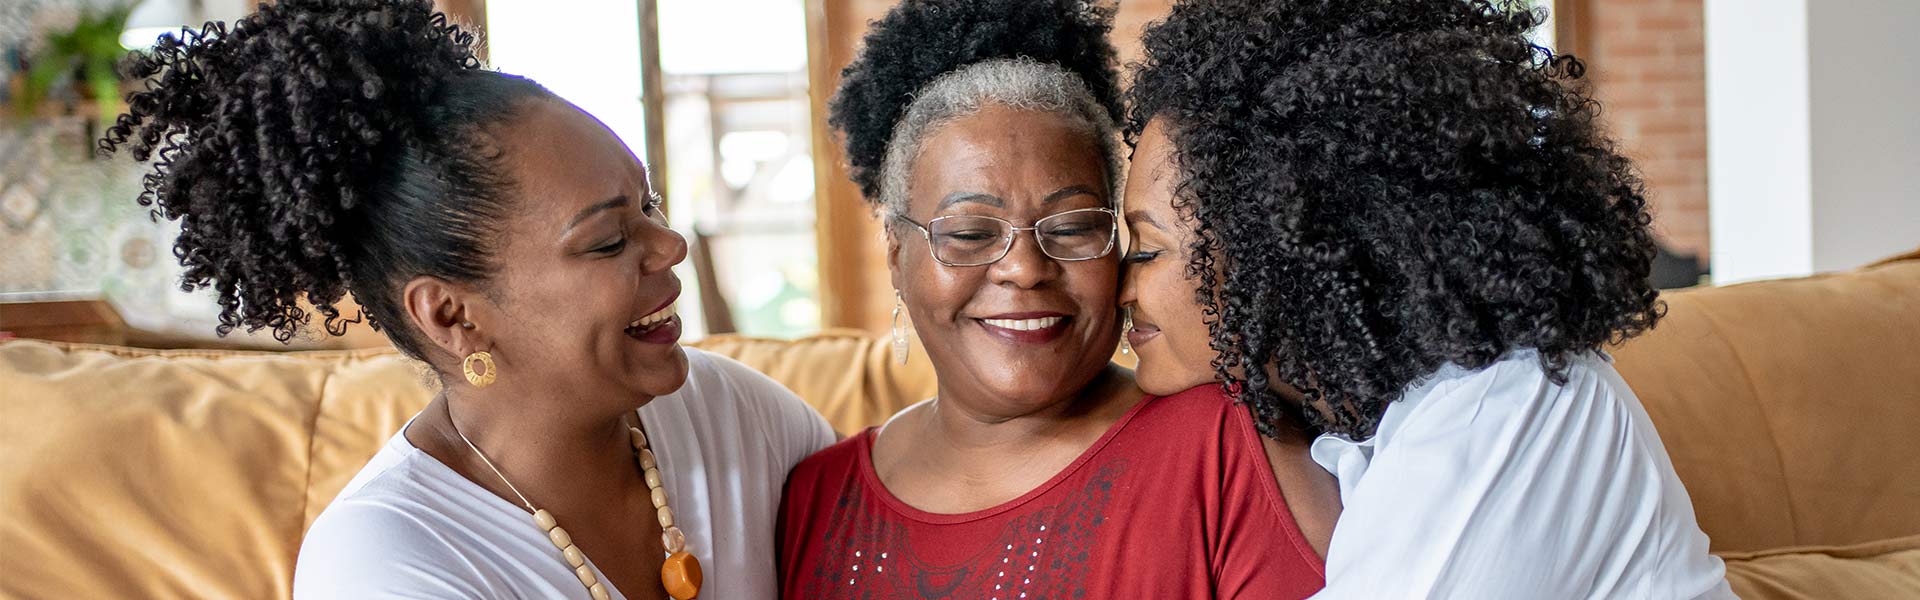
xmin=1308 ymin=351 xmax=1736 ymax=599
xmin=292 ymin=348 xmax=835 ymax=599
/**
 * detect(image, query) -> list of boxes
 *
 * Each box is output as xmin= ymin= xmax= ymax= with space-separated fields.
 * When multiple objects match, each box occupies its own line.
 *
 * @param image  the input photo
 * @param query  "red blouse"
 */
xmin=777 ymin=385 xmax=1325 ymax=599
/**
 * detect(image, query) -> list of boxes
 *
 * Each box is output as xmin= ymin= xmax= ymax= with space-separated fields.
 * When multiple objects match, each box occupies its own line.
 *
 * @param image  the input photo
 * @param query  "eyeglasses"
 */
xmin=892 ymin=207 xmax=1118 ymax=267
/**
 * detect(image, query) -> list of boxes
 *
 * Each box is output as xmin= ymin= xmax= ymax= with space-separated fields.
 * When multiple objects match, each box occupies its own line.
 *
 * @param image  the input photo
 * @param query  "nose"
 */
xmin=986 ymin=229 xmax=1059 ymax=289
xmin=1118 ymin=257 xmax=1139 ymax=309
xmin=639 ymin=219 xmax=688 ymax=275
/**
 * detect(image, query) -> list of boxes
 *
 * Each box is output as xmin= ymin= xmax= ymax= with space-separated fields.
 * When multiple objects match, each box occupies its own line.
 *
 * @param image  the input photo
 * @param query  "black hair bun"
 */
xmin=98 ymin=0 xmax=481 ymax=342
xmin=830 ymin=0 xmax=1122 ymax=201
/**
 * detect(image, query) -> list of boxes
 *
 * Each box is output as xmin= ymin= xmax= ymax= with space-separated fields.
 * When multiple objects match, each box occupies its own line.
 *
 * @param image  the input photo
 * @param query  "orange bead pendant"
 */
xmin=661 ymin=551 xmax=703 ymax=600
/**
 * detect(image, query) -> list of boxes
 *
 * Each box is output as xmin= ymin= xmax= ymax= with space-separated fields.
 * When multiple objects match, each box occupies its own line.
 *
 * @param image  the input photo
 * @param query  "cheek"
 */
xmin=900 ymin=262 xmax=973 ymax=324
xmin=1169 ymin=282 xmax=1218 ymax=376
xmin=510 ymin=261 xmax=624 ymax=349
xmin=1145 ymin=263 xmax=1214 ymax=365
xmin=1069 ymin=262 xmax=1120 ymax=318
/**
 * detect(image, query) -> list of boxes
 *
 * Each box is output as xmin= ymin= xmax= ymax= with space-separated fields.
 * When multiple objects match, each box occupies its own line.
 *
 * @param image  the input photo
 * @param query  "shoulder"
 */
xmin=301 ymin=451 xmax=464 ymax=560
xmin=778 ymin=430 xmax=872 ymax=535
xmin=301 ymin=495 xmax=447 ymax=555
xmin=294 ymin=494 xmax=479 ymax=598
xmin=1326 ymin=350 xmax=1672 ymax=512
xmin=1312 ymin=352 xmax=1724 ymax=597
xmin=1384 ymin=351 xmax=1638 ymax=442
xmin=1111 ymin=385 xmax=1295 ymax=513
xmin=787 ymin=428 xmax=871 ymax=486
xmin=1121 ymin=384 xmax=1251 ymax=445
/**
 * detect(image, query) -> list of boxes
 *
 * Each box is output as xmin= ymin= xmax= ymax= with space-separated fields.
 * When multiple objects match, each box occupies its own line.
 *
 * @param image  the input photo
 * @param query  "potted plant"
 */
xmin=11 ymin=4 xmax=134 ymax=123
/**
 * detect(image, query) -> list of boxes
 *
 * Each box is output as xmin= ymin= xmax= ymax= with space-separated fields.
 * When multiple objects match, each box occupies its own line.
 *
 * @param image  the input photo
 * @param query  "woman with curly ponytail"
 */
xmin=1119 ymin=0 xmax=1733 ymax=597
xmin=776 ymin=1 xmax=1324 ymax=597
xmin=101 ymin=1 xmax=833 ymax=597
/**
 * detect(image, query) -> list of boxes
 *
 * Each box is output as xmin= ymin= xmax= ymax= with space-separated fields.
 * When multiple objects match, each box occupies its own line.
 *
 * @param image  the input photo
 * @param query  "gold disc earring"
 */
xmin=463 ymin=351 xmax=497 ymax=388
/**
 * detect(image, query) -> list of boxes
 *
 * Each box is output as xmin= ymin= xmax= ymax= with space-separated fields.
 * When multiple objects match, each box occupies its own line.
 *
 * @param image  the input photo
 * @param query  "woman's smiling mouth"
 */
xmin=1126 ymin=320 xmax=1161 ymax=349
xmin=976 ymin=312 xmax=1072 ymax=344
xmin=626 ymin=299 xmax=682 ymax=344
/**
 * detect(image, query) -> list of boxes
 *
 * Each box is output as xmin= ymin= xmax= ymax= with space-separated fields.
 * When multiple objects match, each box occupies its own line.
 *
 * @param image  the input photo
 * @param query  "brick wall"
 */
xmin=1581 ymin=0 xmax=1710 ymax=264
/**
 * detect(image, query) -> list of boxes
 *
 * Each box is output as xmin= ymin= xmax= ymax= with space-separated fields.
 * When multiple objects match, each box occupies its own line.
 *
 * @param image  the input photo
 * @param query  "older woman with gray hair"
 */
xmin=776 ymin=1 xmax=1327 ymax=598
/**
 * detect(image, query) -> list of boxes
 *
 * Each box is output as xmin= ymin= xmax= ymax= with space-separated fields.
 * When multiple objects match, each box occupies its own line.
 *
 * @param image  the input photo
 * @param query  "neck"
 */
xmin=923 ymin=364 xmax=1132 ymax=453
xmin=438 ymin=386 xmax=652 ymax=509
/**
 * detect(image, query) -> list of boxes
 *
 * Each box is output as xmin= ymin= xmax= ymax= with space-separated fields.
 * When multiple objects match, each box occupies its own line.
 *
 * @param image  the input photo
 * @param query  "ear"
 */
xmin=885 ymin=222 xmax=906 ymax=293
xmin=401 ymin=276 xmax=487 ymax=359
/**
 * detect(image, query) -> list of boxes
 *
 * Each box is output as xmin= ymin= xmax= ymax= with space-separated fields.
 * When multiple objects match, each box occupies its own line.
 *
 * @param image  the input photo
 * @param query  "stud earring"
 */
xmin=463 ymin=351 xmax=497 ymax=388
xmin=890 ymin=291 xmax=910 ymax=365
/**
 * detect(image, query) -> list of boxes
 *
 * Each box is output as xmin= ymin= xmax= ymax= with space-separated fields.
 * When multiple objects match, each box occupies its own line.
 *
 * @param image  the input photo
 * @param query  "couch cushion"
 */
xmin=1612 ymin=256 xmax=1920 ymax=552
xmin=0 ymin=331 xmax=928 ymax=599
xmin=1721 ymin=534 xmax=1920 ymax=600
xmin=0 ymin=342 xmax=420 ymax=600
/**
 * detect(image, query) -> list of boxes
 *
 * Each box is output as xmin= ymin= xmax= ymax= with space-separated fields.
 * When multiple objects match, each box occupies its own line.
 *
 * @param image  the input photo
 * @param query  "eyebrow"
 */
xmin=934 ymin=185 xmax=1101 ymax=211
xmin=1125 ymin=209 xmax=1162 ymax=229
xmin=937 ymin=192 xmax=1002 ymax=210
xmin=565 ymin=195 xmax=630 ymax=231
xmin=1043 ymin=185 xmax=1099 ymax=205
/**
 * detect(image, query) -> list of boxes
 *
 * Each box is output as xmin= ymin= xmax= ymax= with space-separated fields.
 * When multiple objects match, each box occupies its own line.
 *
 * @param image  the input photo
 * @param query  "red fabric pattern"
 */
xmin=778 ymin=385 xmax=1325 ymax=599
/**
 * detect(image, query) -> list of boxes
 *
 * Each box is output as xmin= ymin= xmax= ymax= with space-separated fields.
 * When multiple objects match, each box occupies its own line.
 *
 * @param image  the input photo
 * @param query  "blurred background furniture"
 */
xmin=2 ymin=250 xmax=1917 ymax=600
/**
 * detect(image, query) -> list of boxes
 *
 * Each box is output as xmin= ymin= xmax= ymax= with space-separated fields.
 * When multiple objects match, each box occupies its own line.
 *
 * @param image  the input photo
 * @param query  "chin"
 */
xmin=1133 ymin=353 xmax=1211 ymax=397
xmin=631 ymin=345 xmax=691 ymax=399
xmin=1134 ymin=369 xmax=1186 ymax=397
xmin=972 ymin=362 xmax=1101 ymax=410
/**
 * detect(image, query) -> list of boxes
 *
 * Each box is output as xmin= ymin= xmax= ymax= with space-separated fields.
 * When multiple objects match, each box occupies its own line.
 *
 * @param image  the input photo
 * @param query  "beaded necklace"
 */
xmin=450 ymin=414 xmax=703 ymax=600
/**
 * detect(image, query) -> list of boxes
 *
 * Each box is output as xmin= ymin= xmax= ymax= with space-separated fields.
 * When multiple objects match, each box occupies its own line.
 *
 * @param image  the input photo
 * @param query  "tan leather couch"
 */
xmin=3 ymin=252 xmax=1917 ymax=599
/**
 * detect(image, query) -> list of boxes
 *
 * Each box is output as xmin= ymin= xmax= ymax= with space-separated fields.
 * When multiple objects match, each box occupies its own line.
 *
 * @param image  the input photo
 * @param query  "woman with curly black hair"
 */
xmin=99 ymin=1 xmax=834 ymax=598
xmin=1120 ymin=0 xmax=1733 ymax=597
xmin=777 ymin=0 xmax=1324 ymax=597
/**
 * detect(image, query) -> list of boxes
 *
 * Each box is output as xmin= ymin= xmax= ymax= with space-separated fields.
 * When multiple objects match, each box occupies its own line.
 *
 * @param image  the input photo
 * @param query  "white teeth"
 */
xmin=629 ymin=302 xmax=677 ymax=329
xmin=982 ymin=316 xmax=1064 ymax=331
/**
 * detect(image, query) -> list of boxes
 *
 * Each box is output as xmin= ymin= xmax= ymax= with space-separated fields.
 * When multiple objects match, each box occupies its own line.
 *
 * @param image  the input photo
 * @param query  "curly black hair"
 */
xmin=830 ymin=0 xmax=1124 ymax=202
xmin=1127 ymin=0 xmax=1662 ymax=439
xmin=98 ymin=0 xmax=552 ymax=359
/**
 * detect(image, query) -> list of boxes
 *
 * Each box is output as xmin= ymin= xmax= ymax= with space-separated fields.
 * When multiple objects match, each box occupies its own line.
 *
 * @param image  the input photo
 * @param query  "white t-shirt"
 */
xmin=293 ymin=348 xmax=835 ymax=599
xmin=1308 ymin=351 xmax=1736 ymax=600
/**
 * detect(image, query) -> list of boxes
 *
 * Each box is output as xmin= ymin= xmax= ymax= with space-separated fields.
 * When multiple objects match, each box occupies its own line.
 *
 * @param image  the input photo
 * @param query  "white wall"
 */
xmin=485 ymin=0 xmax=647 ymax=157
xmin=1706 ymin=0 xmax=1920 ymax=283
xmin=1807 ymin=0 xmax=1920 ymax=273
xmin=1705 ymin=0 xmax=1812 ymax=283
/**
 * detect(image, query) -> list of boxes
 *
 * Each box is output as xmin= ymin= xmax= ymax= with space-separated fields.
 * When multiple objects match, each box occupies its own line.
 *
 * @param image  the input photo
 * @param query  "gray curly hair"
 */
xmin=877 ymin=57 xmax=1125 ymax=220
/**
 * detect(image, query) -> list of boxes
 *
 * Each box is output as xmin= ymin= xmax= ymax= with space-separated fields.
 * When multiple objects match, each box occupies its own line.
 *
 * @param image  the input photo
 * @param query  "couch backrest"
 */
xmin=1610 ymin=253 xmax=1920 ymax=553
xmin=1 ymin=254 xmax=1915 ymax=598
xmin=0 ymin=344 xmax=423 ymax=599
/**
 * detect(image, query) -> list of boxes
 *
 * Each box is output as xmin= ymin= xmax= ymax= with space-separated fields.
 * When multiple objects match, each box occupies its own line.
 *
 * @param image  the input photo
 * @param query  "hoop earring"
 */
xmin=890 ymin=291 xmax=910 ymax=365
xmin=463 ymin=351 xmax=498 ymax=388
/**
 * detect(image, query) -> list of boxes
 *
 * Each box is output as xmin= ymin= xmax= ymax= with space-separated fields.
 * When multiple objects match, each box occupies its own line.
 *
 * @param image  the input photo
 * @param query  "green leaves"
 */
xmin=13 ymin=3 xmax=135 ymax=122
